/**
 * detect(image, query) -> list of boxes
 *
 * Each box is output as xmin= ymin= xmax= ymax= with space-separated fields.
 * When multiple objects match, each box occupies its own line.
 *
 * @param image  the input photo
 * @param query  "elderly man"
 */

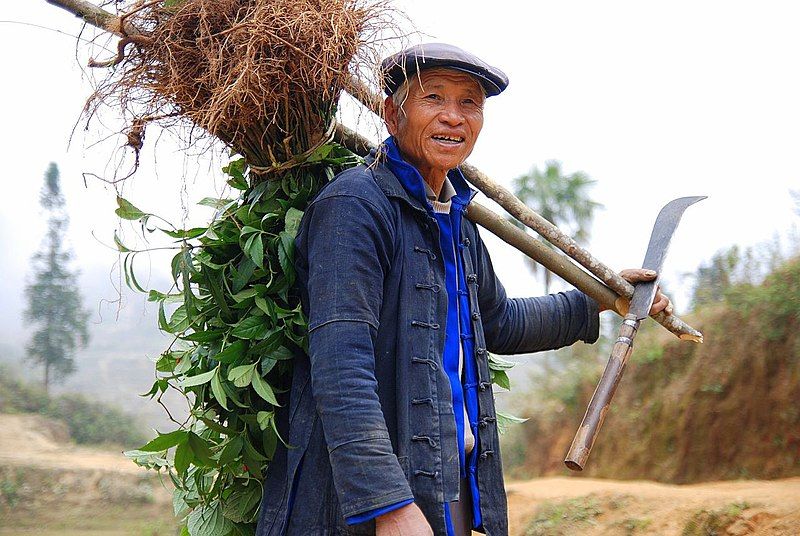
xmin=256 ymin=43 xmax=669 ymax=536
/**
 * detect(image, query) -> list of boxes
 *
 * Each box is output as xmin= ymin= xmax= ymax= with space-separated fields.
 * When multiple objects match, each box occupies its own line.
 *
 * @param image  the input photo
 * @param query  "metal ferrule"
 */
xmin=622 ymin=319 xmax=639 ymax=329
xmin=616 ymin=336 xmax=633 ymax=346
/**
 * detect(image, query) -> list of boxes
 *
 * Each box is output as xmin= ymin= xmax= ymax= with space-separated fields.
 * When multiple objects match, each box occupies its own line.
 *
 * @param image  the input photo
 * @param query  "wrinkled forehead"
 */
xmin=408 ymin=68 xmax=485 ymax=98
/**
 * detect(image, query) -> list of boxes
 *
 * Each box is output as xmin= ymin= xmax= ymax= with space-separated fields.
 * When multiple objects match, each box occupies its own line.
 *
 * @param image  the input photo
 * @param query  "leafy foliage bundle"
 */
xmin=120 ymin=145 xmax=358 ymax=535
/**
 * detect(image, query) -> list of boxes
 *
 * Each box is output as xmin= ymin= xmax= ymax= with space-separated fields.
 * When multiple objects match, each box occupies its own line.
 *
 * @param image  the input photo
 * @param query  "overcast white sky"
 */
xmin=1 ymin=0 xmax=799 ymax=343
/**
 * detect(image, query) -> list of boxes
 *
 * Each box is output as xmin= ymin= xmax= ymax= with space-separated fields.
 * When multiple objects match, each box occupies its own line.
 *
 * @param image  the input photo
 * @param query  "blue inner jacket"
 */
xmin=382 ymin=137 xmax=483 ymax=531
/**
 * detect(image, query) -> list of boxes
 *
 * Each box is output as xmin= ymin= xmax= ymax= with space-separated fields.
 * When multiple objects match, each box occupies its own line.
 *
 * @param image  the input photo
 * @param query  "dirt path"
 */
xmin=507 ymin=476 xmax=800 ymax=535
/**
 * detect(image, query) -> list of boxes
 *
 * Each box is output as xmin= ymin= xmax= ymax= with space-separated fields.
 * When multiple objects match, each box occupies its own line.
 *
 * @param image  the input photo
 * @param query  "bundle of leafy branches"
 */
xmin=80 ymin=0 xmax=390 ymax=534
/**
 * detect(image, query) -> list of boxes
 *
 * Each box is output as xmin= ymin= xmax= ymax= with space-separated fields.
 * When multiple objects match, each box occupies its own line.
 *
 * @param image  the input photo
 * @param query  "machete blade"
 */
xmin=628 ymin=196 xmax=707 ymax=320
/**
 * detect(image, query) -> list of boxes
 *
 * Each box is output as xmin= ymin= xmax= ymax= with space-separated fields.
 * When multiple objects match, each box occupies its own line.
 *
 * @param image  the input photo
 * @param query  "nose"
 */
xmin=438 ymin=100 xmax=465 ymax=126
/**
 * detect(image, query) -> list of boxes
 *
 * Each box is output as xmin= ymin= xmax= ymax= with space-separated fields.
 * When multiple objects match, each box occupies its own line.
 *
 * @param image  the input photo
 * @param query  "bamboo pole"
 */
xmin=44 ymin=0 xmax=703 ymax=343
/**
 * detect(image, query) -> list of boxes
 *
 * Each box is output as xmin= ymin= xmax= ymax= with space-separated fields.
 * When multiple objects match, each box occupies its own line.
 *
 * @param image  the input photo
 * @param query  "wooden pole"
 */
xmin=45 ymin=0 xmax=127 ymax=35
xmin=44 ymin=0 xmax=704 ymax=343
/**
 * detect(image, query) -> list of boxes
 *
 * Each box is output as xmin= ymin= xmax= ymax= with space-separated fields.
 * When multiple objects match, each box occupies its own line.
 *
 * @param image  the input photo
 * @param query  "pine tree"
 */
xmin=24 ymin=163 xmax=90 ymax=393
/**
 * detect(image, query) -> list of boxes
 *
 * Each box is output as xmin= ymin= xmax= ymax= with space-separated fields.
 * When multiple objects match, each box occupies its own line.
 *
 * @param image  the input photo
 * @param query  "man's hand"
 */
xmin=375 ymin=503 xmax=433 ymax=536
xmin=599 ymin=269 xmax=673 ymax=316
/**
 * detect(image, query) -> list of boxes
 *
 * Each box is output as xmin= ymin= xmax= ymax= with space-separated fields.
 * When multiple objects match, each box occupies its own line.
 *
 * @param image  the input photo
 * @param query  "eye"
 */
xmin=424 ymin=93 xmax=441 ymax=101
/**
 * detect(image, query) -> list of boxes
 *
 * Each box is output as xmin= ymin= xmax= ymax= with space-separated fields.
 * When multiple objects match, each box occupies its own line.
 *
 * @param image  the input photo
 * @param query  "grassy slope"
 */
xmin=508 ymin=258 xmax=800 ymax=484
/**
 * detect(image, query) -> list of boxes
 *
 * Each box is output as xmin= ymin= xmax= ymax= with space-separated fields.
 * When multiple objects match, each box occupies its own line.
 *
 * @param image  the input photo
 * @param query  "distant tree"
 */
xmin=690 ymin=246 xmax=743 ymax=308
xmin=24 ymin=163 xmax=90 ymax=394
xmin=512 ymin=160 xmax=602 ymax=293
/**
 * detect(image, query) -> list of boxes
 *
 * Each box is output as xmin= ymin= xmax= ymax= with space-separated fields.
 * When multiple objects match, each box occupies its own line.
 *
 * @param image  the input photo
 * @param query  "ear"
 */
xmin=384 ymin=95 xmax=399 ymax=137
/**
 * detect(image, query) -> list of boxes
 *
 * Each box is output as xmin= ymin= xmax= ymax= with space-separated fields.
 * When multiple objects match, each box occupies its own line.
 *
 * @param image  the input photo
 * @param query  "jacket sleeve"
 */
xmin=473 ymin=228 xmax=600 ymax=355
xmin=298 ymin=191 xmax=414 ymax=518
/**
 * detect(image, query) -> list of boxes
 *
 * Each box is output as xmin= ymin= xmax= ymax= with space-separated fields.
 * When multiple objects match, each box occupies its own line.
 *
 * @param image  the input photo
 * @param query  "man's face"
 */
xmin=384 ymin=68 xmax=485 ymax=180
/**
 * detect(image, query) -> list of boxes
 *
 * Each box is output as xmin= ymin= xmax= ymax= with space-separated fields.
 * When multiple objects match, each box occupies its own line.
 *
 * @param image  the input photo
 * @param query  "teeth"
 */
xmin=432 ymin=135 xmax=464 ymax=142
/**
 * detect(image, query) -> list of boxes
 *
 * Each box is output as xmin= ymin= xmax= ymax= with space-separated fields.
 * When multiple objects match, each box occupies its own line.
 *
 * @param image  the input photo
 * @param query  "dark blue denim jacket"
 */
xmin=256 ymin=155 xmax=599 ymax=536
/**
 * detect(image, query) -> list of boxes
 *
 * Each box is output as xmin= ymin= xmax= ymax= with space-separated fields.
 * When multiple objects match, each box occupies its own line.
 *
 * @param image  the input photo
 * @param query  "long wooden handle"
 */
xmin=565 ymin=313 xmax=640 ymax=471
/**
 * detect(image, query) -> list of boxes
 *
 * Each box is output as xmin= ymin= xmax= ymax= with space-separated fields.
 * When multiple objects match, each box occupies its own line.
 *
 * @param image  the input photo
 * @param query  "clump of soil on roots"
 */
xmin=88 ymin=0 xmax=393 ymax=174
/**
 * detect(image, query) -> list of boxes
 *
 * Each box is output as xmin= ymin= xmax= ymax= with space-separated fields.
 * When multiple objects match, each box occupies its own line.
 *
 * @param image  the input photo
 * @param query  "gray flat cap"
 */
xmin=381 ymin=42 xmax=509 ymax=97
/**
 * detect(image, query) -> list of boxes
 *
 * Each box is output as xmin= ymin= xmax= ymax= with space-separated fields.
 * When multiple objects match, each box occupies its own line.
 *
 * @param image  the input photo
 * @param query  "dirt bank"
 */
xmin=0 ymin=413 xmax=175 ymax=535
xmin=507 ymin=476 xmax=800 ymax=535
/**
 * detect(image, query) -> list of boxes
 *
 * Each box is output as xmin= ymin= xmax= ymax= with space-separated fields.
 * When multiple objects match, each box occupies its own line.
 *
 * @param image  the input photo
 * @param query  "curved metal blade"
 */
xmin=629 ymin=196 xmax=707 ymax=320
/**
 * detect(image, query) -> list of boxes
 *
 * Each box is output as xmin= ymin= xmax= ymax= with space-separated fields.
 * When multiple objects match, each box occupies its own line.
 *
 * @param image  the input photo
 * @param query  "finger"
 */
xmin=649 ymin=294 xmax=671 ymax=315
xmin=619 ymin=268 xmax=658 ymax=283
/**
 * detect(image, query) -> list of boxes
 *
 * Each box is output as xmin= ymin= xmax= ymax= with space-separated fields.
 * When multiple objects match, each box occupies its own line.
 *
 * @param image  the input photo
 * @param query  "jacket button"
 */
xmin=467 ymin=274 xmax=478 ymax=283
xmin=463 ymin=237 xmax=471 ymax=247
xmin=471 ymin=311 xmax=480 ymax=320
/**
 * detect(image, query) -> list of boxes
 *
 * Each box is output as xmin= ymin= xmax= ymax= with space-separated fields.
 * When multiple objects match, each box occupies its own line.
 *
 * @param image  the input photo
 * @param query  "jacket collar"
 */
xmin=367 ymin=137 xmax=477 ymax=214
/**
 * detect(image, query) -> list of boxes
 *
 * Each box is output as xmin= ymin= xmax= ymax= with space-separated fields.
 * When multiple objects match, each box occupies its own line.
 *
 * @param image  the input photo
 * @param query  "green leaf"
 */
xmin=162 ymin=227 xmax=207 ymax=239
xmin=198 ymin=197 xmax=235 ymax=210
xmin=214 ymin=340 xmax=246 ymax=364
xmin=256 ymin=411 xmax=273 ymax=431
xmin=252 ymin=371 xmax=280 ymax=406
xmin=491 ymin=369 xmax=511 ymax=390
xmin=240 ymin=226 xmax=261 ymax=236
xmin=113 ymin=230 xmax=131 ymax=252
xmin=247 ymin=233 xmax=264 ymax=268
xmin=496 ymin=411 xmax=529 ymax=435
xmin=139 ymin=430 xmax=188 ymax=452
xmin=182 ymin=330 xmax=224 ymax=342
xmin=254 ymin=296 xmax=272 ymax=315
xmin=218 ymin=436 xmax=243 ymax=466
xmin=199 ymin=417 xmax=239 ymax=436
xmin=284 ymin=207 xmax=304 ymax=238
xmin=174 ymin=352 xmax=192 ymax=375
xmin=187 ymin=502 xmax=233 ymax=536
xmin=228 ymin=363 xmax=256 ymax=388
xmin=278 ymin=231 xmax=294 ymax=271
xmin=115 ymin=196 xmax=146 ymax=220
xmin=231 ymin=288 xmax=258 ymax=303
xmin=263 ymin=426 xmax=278 ymax=460
xmin=206 ymin=270 xmax=233 ymax=320
xmin=173 ymin=487 xmax=190 ymax=518
xmin=231 ymin=316 xmax=268 ymax=340
xmin=232 ymin=257 xmax=256 ymax=293
xmin=270 ymin=346 xmax=294 ymax=361
xmin=122 ymin=253 xmax=147 ymax=293
xmin=181 ymin=369 xmax=215 ymax=388
xmin=187 ymin=432 xmax=215 ymax=466
xmin=124 ymin=449 xmax=170 ymax=469
xmin=488 ymin=354 xmax=517 ymax=371
xmin=174 ymin=439 xmax=192 ymax=474
xmin=169 ymin=305 xmax=191 ymax=333
xmin=210 ymin=370 xmax=228 ymax=410
xmin=158 ymin=302 xmax=169 ymax=332
xmin=221 ymin=480 xmax=262 ymax=523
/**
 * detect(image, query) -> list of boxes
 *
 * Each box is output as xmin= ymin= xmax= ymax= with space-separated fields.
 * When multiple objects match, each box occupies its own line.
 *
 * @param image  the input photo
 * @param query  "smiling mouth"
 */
xmin=431 ymin=135 xmax=464 ymax=144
